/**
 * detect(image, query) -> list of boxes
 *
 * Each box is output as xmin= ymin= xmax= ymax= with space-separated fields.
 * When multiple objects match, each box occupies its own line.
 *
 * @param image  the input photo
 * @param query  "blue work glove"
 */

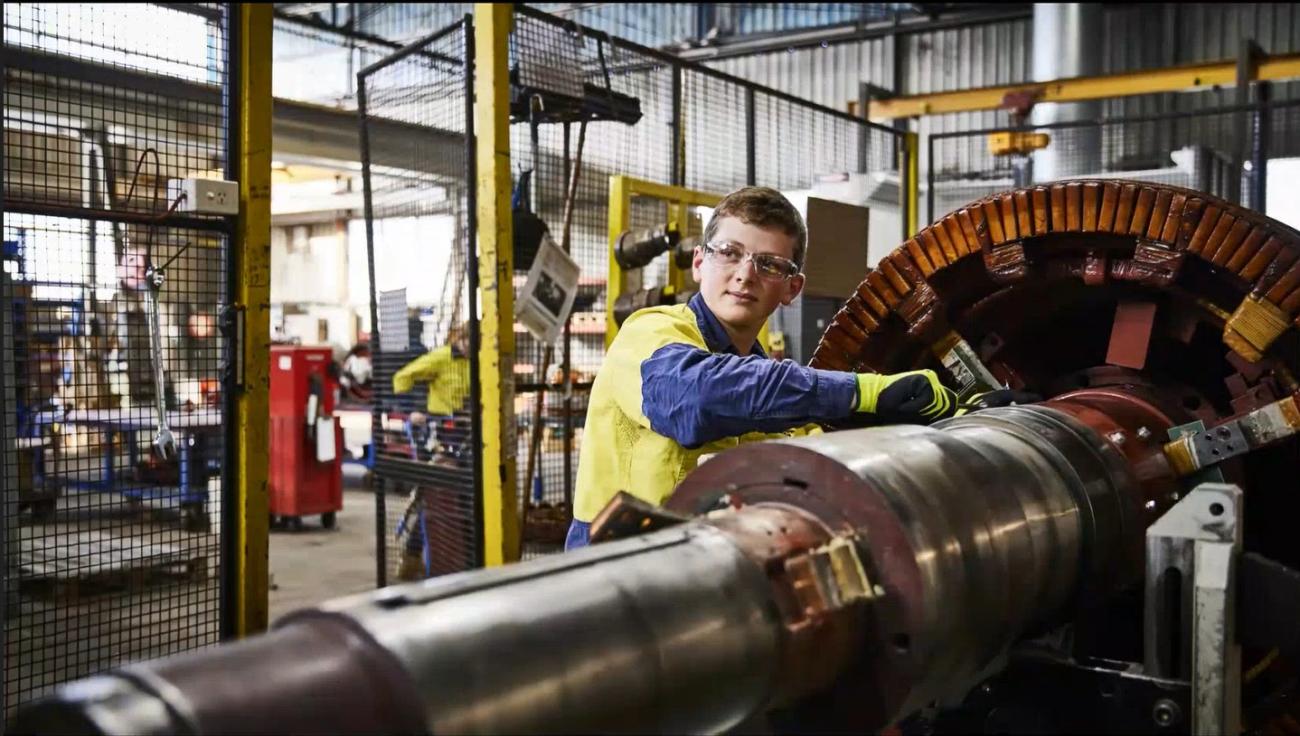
xmin=855 ymin=370 xmax=957 ymax=424
xmin=955 ymin=389 xmax=1043 ymax=415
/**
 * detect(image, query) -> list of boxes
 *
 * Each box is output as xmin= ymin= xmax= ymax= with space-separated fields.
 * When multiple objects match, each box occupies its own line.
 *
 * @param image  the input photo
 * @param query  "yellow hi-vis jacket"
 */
xmin=392 ymin=345 xmax=471 ymax=416
xmin=573 ymin=293 xmax=859 ymax=522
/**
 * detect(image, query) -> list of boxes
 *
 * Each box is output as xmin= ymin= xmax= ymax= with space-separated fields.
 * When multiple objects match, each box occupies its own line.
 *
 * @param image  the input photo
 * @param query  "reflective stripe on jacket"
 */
xmin=572 ymin=293 xmax=857 ymax=522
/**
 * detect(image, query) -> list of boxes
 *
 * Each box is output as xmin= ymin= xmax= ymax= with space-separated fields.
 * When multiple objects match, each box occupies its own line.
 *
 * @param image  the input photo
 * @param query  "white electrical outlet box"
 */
xmin=169 ymin=177 xmax=239 ymax=215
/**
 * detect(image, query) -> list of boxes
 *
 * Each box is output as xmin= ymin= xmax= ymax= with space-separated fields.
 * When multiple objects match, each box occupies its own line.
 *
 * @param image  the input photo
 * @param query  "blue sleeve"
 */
xmin=564 ymin=520 xmax=591 ymax=551
xmin=641 ymin=343 xmax=858 ymax=448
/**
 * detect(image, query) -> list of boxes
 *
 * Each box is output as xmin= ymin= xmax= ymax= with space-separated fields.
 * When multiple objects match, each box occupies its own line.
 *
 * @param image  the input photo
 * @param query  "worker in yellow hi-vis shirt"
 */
xmin=392 ymin=327 xmax=471 ymax=418
xmin=391 ymin=327 xmax=472 ymax=579
xmin=568 ymin=187 xmax=1034 ymax=550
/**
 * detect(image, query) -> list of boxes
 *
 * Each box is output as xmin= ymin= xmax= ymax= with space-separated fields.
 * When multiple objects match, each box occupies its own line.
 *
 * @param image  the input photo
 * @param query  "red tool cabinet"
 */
xmin=269 ymin=346 xmax=343 ymax=529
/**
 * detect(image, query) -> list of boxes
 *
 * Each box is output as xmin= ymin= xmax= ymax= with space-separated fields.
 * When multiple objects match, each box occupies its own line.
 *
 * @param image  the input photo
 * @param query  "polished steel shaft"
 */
xmin=16 ymin=526 xmax=791 ymax=735
xmin=15 ymin=403 xmax=1163 ymax=735
xmin=742 ymin=405 xmax=1144 ymax=722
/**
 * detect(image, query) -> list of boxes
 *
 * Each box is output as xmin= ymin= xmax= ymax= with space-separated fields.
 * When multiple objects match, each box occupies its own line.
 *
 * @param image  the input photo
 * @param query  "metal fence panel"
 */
xmin=357 ymin=18 xmax=480 ymax=585
xmin=509 ymin=7 xmax=911 ymax=557
xmin=2 ymin=1 xmax=235 ymax=716
xmin=509 ymin=11 xmax=680 ymax=557
xmin=351 ymin=7 xmax=913 ymax=570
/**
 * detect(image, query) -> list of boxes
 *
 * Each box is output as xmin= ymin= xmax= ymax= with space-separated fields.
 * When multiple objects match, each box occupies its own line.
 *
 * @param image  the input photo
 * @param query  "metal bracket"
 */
xmin=784 ymin=535 xmax=879 ymax=622
xmin=1164 ymin=394 xmax=1300 ymax=477
xmin=1143 ymin=483 xmax=1243 ymax=736
xmin=1165 ymin=421 xmax=1225 ymax=485
xmin=219 ymin=303 xmax=246 ymax=393
xmin=589 ymin=490 xmax=689 ymax=543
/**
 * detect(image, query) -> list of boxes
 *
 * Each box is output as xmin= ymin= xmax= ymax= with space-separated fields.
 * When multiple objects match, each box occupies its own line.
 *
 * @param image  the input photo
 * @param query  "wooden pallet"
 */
xmin=17 ymin=531 xmax=208 ymax=603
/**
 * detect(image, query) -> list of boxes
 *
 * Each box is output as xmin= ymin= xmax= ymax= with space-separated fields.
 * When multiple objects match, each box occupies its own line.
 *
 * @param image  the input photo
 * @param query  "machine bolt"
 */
xmin=1108 ymin=431 xmax=1126 ymax=446
xmin=1137 ymin=426 xmax=1152 ymax=441
xmin=1152 ymin=699 xmax=1181 ymax=727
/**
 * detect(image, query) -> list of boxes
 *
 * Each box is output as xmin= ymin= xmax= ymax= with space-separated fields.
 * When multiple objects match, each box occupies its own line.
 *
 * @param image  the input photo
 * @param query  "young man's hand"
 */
xmin=854 ymin=370 xmax=956 ymax=424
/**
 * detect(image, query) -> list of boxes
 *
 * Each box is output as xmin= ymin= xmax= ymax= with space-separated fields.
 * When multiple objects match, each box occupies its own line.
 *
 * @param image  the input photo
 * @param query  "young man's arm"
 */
xmin=612 ymin=310 xmax=952 ymax=449
xmin=640 ymin=343 xmax=857 ymax=447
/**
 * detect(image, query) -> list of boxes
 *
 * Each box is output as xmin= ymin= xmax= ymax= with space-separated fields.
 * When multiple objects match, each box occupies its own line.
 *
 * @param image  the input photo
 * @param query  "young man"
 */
xmin=566 ymin=186 xmax=957 ymax=550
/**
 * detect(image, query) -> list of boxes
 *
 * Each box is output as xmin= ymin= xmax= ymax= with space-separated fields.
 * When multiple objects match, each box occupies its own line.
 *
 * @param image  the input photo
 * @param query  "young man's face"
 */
xmin=692 ymin=216 xmax=805 ymax=335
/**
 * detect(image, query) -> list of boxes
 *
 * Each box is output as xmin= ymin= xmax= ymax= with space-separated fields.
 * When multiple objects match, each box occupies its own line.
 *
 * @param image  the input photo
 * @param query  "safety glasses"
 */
xmin=702 ymin=240 xmax=800 ymax=281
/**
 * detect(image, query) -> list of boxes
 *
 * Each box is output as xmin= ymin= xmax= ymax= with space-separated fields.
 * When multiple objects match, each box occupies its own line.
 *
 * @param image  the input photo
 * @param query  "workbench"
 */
xmin=25 ymin=408 xmax=223 ymax=530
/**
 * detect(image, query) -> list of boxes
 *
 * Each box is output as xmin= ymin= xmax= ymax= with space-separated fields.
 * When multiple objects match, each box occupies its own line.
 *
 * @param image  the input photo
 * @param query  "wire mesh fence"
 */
xmin=509 ymin=7 xmax=910 ymax=558
xmin=349 ymin=6 xmax=912 ymax=571
xmin=272 ymin=11 xmax=426 ymax=109
xmin=924 ymin=100 xmax=1300 ymax=226
xmin=2 ymin=1 xmax=234 ymax=716
xmin=357 ymin=18 xmax=480 ymax=585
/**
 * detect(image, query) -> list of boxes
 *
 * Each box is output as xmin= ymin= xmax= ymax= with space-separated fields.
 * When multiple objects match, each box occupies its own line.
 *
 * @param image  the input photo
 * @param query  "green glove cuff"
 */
xmin=855 ymin=370 xmax=956 ymax=419
xmin=854 ymin=373 xmax=888 ymax=413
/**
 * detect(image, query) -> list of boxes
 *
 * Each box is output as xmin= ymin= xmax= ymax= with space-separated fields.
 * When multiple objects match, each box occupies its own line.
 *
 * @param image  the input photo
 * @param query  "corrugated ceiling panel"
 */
xmin=703 ymin=38 xmax=892 ymax=110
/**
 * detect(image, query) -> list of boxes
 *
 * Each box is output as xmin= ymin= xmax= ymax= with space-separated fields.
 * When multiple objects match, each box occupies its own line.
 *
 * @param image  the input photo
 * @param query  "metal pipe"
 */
xmin=16 ymin=525 xmax=789 ymax=735
xmin=1030 ymin=3 xmax=1102 ymax=182
xmin=14 ymin=399 xmax=1178 ymax=735
xmin=672 ymin=400 xmax=1165 ymax=726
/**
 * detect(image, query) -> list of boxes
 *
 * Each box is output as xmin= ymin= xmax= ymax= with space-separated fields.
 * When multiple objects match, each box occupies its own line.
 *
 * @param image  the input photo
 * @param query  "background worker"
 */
xmin=338 ymin=341 xmax=373 ymax=402
xmin=568 ymin=186 xmax=973 ymax=550
xmin=391 ymin=327 xmax=473 ymax=579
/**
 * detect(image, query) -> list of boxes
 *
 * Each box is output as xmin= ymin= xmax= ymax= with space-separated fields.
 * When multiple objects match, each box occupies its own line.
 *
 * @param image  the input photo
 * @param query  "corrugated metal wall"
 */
xmin=527 ymin=3 xmax=696 ymax=49
xmin=701 ymin=3 xmax=1300 ymax=217
xmin=339 ymin=3 xmax=1300 ymax=110
xmin=704 ymin=19 xmax=1032 ymax=188
xmin=705 ymin=5 xmax=1300 ymax=110
xmin=348 ymin=4 xmax=916 ymax=55
xmin=728 ymin=3 xmax=903 ymax=35
xmin=291 ymin=3 xmax=1300 ymax=196
xmin=706 ymin=38 xmax=894 ymax=111
xmin=354 ymin=3 xmax=470 ymax=43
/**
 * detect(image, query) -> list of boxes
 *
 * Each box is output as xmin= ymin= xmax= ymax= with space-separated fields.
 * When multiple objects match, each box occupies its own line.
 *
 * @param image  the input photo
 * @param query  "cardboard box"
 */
xmin=800 ymin=197 xmax=871 ymax=300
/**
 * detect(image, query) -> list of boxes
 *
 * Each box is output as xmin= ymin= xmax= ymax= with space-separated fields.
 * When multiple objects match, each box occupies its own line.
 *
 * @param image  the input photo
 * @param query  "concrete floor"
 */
xmin=7 ymin=463 xmax=559 ymax=715
xmin=268 ymin=468 xmax=377 ymax=624
xmin=6 ymin=466 xmax=380 ymax=716
xmin=7 ymin=490 xmax=222 ymax=711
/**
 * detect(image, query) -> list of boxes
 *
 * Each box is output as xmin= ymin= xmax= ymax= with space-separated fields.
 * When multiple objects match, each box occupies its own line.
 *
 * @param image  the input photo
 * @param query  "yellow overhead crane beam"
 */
xmin=852 ymin=52 xmax=1300 ymax=121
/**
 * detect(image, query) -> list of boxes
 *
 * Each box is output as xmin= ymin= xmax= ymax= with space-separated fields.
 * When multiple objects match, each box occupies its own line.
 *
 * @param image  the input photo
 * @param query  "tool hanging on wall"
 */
xmin=143 ymin=267 xmax=176 ymax=459
xmin=124 ymin=148 xmax=189 ymax=460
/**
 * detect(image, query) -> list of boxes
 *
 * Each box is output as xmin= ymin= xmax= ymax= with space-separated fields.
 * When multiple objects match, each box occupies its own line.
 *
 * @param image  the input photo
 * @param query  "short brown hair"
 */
xmin=702 ymin=186 xmax=807 ymax=268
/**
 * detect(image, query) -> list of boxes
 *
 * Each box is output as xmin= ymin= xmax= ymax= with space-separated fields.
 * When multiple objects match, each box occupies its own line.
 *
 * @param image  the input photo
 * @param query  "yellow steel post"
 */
xmin=604 ymin=176 xmax=723 ymax=347
xmin=234 ymin=2 xmax=271 ymax=636
xmin=665 ymin=201 xmax=685 ymax=293
xmin=605 ymin=175 xmax=631 ymax=350
xmin=474 ymin=3 xmax=519 ymax=566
